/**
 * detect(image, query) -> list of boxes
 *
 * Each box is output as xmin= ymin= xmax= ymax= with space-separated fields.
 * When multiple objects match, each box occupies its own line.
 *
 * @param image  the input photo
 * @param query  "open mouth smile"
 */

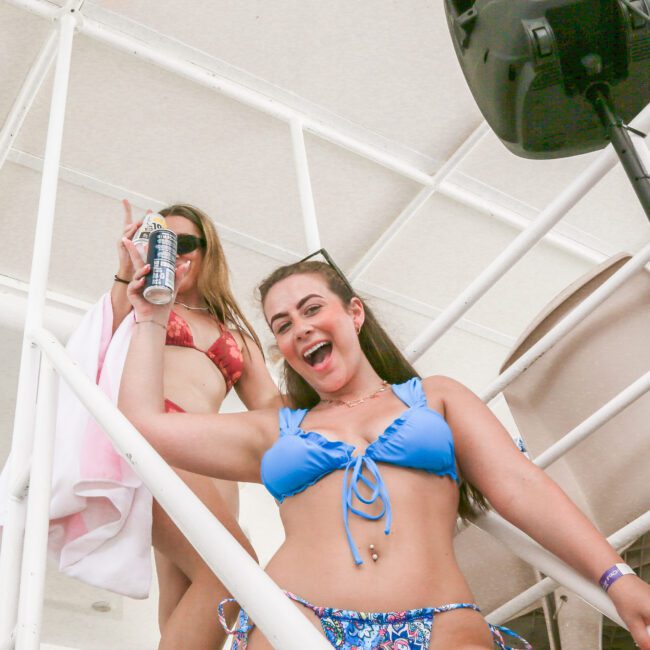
xmin=303 ymin=341 xmax=333 ymax=367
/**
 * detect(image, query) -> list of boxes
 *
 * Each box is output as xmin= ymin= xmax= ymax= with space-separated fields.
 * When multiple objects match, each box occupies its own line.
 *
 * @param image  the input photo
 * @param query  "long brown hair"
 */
xmin=160 ymin=204 xmax=262 ymax=353
xmin=258 ymin=260 xmax=488 ymax=520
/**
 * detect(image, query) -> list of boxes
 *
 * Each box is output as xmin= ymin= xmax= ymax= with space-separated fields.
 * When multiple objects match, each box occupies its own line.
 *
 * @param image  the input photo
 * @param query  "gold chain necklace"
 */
xmin=174 ymin=300 xmax=210 ymax=312
xmin=320 ymin=381 xmax=389 ymax=408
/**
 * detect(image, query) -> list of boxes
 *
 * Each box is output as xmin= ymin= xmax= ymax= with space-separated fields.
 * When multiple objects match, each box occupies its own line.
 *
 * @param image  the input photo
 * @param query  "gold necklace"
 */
xmin=320 ymin=381 xmax=389 ymax=408
xmin=174 ymin=300 xmax=210 ymax=312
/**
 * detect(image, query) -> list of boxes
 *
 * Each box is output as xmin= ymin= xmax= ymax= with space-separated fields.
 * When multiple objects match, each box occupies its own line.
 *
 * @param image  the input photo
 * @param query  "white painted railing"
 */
xmin=487 ymin=509 xmax=650 ymax=625
xmin=405 ymin=100 xmax=650 ymax=361
xmin=0 ymin=11 xmax=77 ymax=647
xmin=30 ymin=328 xmax=331 ymax=650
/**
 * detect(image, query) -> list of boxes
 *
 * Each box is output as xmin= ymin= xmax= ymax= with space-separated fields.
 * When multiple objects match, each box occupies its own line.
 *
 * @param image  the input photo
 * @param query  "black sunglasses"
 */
xmin=297 ymin=248 xmax=355 ymax=295
xmin=176 ymin=234 xmax=206 ymax=255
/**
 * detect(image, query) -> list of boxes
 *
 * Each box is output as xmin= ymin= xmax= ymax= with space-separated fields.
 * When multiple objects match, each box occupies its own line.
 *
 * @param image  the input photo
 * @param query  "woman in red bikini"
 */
xmin=114 ymin=201 xmax=280 ymax=649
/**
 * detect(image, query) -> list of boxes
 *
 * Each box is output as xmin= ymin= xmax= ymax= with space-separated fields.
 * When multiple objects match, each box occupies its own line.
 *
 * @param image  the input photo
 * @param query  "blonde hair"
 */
xmin=160 ymin=204 xmax=262 ymax=353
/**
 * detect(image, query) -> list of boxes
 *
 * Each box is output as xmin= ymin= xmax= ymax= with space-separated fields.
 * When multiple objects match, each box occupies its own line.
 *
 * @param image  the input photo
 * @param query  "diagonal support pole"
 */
xmin=0 ymin=29 xmax=57 ymax=173
xmin=486 ymin=509 xmax=650 ymax=626
xmin=405 ymin=102 xmax=650 ymax=362
xmin=348 ymin=122 xmax=490 ymax=282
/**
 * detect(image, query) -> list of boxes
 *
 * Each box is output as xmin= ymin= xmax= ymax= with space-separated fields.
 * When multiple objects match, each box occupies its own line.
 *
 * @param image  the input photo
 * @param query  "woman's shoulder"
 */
xmin=420 ymin=375 xmax=476 ymax=409
xmin=223 ymin=326 xmax=259 ymax=355
xmin=421 ymin=374 xmax=465 ymax=392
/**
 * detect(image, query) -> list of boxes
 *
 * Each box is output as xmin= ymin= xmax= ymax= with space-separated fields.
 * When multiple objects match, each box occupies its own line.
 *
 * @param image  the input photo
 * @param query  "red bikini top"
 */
xmin=165 ymin=310 xmax=244 ymax=392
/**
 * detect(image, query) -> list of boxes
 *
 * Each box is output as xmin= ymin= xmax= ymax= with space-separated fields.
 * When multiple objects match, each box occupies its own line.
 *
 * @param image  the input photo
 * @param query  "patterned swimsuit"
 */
xmin=218 ymin=592 xmax=532 ymax=649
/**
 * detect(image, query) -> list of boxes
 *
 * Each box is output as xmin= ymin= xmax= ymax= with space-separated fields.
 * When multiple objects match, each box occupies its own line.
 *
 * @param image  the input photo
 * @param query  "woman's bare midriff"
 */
xmin=162 ymin=345 xmax=239 ymax=514
xmin=264 ymin=467 xmax=474 ymax=611
xmin=242 ymin=467 xmax=493 ymax=649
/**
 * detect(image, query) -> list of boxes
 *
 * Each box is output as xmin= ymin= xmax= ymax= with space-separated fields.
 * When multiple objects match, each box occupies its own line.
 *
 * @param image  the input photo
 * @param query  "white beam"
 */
xmin=72 ymin=6 xmax=436 ymax=186
xmin=6 ymin=149 xmax=298 ymax=265
xmin=356 ymin=279 xmax=516 ymax=349
xmin=348 ymin=122 xmax=491 ymax=281
xmin=0 ymin=29 xmax=57 ymax=173
xmin=439 ymin=176 xmax=607 ymax=265
xmin=405 ymin=102 xmax=650 ymax=361
xmin=533 ymin=371 xmax=650 ymax=469
xmin=474 ymin=512 xmax=626 ymax=627
xmin=445 ymin=171 xmax=617 ymax=258
xmin=0 ymin=11 xmax=76 ymax=644
xmin=33 ymin=328 xmax=331 ymax=650
xmin=289 ymin=119 xmax=321 ymax=251
xmin=0 ymin=274 xmax=91 ymax=313
xmin=479 ymin=241 xmax=650 ymax=402
xmin=3 ymin=154 xmax=517 ymax=349
xmin=487 ymin=509 xmax=650 ymax=625
xmin=16 ymin=358 xmax=57 ymax=650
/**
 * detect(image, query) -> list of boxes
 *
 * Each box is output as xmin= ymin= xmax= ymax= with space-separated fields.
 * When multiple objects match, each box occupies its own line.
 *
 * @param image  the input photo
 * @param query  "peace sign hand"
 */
xmin=116 ymin=199 xmax=149 ymax=281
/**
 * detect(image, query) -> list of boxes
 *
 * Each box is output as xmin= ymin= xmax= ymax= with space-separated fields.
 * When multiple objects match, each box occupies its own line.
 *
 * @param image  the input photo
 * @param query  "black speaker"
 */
xmin=445 ymin=0 xmax=650 ymax=158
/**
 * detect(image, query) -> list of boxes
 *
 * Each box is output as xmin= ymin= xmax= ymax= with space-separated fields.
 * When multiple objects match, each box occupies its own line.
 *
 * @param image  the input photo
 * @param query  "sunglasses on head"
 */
xmin=176 ymin=234 xmax=206 ymax=255
xmin=297 ymin=248 xmax=355 ymax=295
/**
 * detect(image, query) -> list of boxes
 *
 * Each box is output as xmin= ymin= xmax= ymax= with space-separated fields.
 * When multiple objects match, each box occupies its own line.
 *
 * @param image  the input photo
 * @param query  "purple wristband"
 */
xmin=599 ymin=563 xmax=635 ymax=592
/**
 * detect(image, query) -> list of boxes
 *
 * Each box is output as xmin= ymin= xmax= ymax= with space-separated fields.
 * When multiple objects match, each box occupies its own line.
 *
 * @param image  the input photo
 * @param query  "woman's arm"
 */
xmin=425 ymin=375 xmax=650 ymax=648
xmin=117 ymin=242 xmax=277 ymax=482
xmin=233 ymin=331 xmax=285 ymax=410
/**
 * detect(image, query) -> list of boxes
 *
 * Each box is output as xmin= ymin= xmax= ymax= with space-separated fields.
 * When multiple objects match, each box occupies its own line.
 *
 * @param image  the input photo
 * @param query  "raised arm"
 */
xmin=425 ymin=375 xmax=650 ymax=649
xmin=117 ymin=240 xmax=277 ymax=482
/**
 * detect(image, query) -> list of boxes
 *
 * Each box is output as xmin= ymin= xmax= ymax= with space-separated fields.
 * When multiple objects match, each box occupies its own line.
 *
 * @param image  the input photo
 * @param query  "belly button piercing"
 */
xmin=369 ymin=544 xmax=379 ymax=561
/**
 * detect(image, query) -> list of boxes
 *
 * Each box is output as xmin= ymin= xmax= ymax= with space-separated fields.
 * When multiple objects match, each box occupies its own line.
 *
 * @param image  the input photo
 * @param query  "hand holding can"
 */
xmin=122 ymin=237 xmax=189 ymax=321
xmin=143 ymin=229 xmax=177 ymax=305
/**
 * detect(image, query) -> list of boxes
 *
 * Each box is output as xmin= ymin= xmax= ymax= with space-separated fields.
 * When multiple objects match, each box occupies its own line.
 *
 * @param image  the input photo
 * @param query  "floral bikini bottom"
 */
xmin=218 ymin=592 xmax=532 ymax=650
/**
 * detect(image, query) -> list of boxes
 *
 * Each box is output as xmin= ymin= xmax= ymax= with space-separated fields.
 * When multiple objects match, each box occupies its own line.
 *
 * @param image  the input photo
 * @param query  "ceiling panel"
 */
xmin=92 ymin=0 xmax=483 ymax=160
xmin=362 ymin=192 xmax=594 ymax=339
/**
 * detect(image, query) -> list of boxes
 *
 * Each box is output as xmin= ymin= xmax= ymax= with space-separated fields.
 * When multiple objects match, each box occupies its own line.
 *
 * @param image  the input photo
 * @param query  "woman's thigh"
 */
xmin=152 ymin=467 xmax=255 ymax=580
xmin=429 ymin=607 xmax=493 ymax=650
xmin=154 ymin=549 xmax=190 ymax=623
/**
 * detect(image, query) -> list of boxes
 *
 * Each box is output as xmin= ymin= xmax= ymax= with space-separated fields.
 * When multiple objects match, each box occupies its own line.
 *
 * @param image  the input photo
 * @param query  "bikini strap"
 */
xmin=217 ymin=598 xmax=254 ymax=636
xmin=488 ymin=623 xmax=534 ymax=650
xmin=278 ymin=407 xmax=309 ymax=436
xmin=285 ymin=591 xmax=321 ymax=610
xmin=430 ymin=602 xmax=481 ymax=615
xmin=391 ymin=376 xmax=427 ymax=408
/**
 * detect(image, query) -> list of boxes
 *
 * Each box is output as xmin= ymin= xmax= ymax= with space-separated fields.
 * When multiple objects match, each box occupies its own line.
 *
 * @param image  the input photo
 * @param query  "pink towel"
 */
xmin=0 ymin=294 xmax=152 ymax=598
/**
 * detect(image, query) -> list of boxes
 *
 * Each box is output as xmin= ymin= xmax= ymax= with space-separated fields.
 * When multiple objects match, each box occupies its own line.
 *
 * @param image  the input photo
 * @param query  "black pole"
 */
xmin=587 ymin=86 xmax=650 ymax=224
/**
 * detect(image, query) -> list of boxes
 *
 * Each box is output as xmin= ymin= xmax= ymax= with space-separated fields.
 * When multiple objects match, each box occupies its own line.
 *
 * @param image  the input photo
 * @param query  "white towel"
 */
xmin=0 ymin=294 xmax=152 ymax=598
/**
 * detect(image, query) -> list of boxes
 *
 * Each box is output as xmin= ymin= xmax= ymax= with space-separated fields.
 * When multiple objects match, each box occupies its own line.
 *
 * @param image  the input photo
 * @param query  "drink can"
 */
xmin=133 ymin=213 xmax=167 ymax=261
xmin=144 ymin=229 xmax=177 ymax=305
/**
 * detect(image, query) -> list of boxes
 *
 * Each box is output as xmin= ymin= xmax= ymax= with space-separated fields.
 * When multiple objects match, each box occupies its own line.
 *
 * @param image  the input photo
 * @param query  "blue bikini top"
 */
xmin=260 ymin=377 xmax=459 ymax=565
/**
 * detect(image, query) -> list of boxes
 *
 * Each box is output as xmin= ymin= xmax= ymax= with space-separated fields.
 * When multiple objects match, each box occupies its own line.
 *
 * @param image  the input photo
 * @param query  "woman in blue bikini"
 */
xmin=118 ymin=247 xmax=650 ymax=650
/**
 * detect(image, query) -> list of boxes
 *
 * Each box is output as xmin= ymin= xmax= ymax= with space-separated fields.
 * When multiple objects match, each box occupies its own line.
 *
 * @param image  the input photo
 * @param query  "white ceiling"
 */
xmin=1 ymin=1 xmax=649 ymax=648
